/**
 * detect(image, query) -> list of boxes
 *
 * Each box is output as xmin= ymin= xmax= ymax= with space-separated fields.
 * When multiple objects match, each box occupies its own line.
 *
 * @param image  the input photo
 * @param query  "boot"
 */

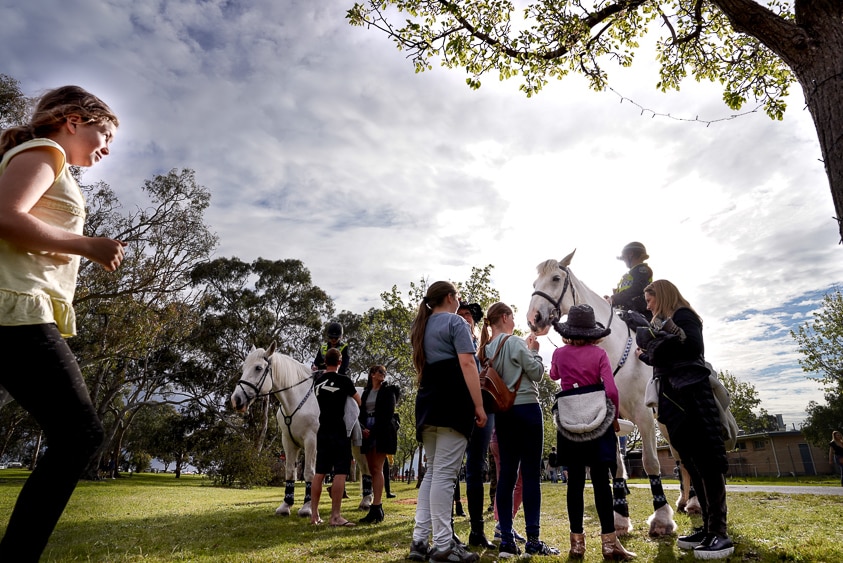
xmin=359 ymin=503 xmax=384 ymax=524
xmin=601 ymin=532 xmax=636 ymax=561
xmin=468 ymin=520 xmax=495 ymax=549
xmin=569 ymin=532 xmax=586 ymax=558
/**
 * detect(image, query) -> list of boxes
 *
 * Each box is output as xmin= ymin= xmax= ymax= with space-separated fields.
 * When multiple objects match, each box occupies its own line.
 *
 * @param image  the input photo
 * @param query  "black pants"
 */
xmin=679 ymin=449 xmax=728 ymax=536
xmin=566 ymin=461 xmax=615 ymax=534
xmin=0 ymin=324 xmax=105 ymax=562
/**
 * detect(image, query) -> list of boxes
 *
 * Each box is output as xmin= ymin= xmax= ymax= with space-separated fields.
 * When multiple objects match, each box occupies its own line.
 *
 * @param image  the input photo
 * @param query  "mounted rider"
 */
xmin=312 ymin=321 xmax=350 ymax=376
xmin=605 ymin=242 xmax=653 ymax=324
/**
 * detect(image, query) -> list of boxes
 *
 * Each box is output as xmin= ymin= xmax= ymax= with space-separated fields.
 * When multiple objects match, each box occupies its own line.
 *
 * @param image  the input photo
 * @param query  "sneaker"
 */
xmin=677 ymin=527 xmax=707 ymax=550
xmin=494 ymin=523 xmax=526 ymax=543
xmin=407 ymin=540 xmax=429 ymax=561
xmin=498 ymin=541 xmax=521 ymax=559
xmin=428 ymin=540 xmax=480 ymax=563
xmin=693 ymin=535 xmax=734 ymax=560
xmin=525 ymin=539 xmax=560 ymax=556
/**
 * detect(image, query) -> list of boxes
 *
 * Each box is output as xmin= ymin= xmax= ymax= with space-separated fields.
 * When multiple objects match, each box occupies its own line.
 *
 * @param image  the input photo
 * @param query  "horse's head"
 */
xmin=527 ymin=250 xmax=577 ymax=335
xmin=230 ymin=341 xmax=277 ymax=412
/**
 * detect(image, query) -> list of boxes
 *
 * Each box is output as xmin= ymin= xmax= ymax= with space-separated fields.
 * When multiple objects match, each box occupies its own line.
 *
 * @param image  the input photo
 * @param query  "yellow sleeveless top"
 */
xmin=0 ymin=139 xmax=85 ymax=337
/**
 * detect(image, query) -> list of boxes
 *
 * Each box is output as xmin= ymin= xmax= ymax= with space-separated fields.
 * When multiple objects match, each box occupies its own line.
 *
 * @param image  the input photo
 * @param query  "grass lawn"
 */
xmin=0 ymin=470 xmax=841 ymax=562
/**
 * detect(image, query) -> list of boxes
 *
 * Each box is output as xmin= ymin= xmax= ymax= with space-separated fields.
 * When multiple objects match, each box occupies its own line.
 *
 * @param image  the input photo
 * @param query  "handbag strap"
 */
xmin=485 ymin=334 xmax=512 ymax=366
xmin=488 ymin=335 xmax=524 ymax=390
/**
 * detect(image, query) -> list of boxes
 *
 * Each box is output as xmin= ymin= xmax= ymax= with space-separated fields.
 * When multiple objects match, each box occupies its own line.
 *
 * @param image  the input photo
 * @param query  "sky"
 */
xmin=2 ymin=0 xmax=841 ymax=426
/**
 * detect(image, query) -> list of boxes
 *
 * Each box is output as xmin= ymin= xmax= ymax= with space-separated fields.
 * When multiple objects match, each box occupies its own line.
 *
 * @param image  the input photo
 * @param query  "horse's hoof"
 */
xmin=358 ymin=494 xmax=373 ymax=511
xmin=646 ymin=505 xmax=677 ymax=537
xmin=298 ymin=501 xmax=312 ymax=518
xmin=614 ymin=513 xmax=633 ymax=537
xmin=685 ymin=497 xmax=702 ymax=515
xmin=275 ymin=504 xmax=292 ymax=516
xmin=676 ymin=500 xmax=688 ymax=514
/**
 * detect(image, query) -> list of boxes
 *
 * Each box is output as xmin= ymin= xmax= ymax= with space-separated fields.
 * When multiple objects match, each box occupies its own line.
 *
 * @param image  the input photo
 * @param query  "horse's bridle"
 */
xmin=235 ymin=357 xmax=274 ymax=403
xmin=531 ymin=265 xmax=576 ymax=325
xmin=236 ymin=353 xmax=317 ymax=449
xmin=532 ymin=264 xmax=632 ymax=375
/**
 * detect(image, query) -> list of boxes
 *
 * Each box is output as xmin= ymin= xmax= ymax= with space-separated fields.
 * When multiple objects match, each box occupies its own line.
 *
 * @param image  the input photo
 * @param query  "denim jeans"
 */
xmin=495 ymin=402 xmax=544 ymax=541
xmin=0 ymin=324 xmax=104 ymax=562
xmin=413 ymin=425 xmax=468 ymax=550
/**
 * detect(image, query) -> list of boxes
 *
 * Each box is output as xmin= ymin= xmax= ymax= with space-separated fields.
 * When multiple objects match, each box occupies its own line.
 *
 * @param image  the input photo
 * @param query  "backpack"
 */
xmin=479 ymin=335 xmax=522 ymax=413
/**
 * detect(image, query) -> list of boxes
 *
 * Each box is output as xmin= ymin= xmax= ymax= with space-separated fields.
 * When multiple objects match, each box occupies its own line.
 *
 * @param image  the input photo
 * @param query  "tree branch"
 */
xmin=711 ymin=0 xmax=809 ymax=64
xmin=437 ymin=0 xmax=648 ymax=61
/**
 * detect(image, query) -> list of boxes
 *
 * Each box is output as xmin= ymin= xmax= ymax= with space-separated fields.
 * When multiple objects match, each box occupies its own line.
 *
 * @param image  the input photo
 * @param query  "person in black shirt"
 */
xmin=311 ymin=322 xmax=351 ymax=376
xmin=830 ymin=430 xmax=843 ymax=486
xmin=310 ymin=348 xmax=361 ymax=526
xmin=606 ymin=242 xmax=653 ymax=321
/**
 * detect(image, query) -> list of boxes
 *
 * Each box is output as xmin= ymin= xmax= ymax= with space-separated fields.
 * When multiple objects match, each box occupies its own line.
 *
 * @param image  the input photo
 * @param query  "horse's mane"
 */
xmin=536 ymin=259 xmax=560 ymax=276
xmin=269 ymin=352 xmax=312 ymax=389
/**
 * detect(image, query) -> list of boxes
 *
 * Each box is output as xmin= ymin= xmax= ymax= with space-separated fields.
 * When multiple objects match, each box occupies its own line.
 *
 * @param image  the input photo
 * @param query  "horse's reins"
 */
xmin=532 ymin=264 xmax=633 ymax=376
xmin=236 ymin=355 xmax=316 ymax=449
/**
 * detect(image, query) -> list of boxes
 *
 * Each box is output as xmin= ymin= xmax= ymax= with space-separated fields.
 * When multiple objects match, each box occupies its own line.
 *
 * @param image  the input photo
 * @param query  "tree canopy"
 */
xmin=348 ymin=1 xmax=843 ymax=241
xmin=717 ymin=370 xmax=778 ymax=434
xmin=791 ymin=288 xmax=843 ymax=445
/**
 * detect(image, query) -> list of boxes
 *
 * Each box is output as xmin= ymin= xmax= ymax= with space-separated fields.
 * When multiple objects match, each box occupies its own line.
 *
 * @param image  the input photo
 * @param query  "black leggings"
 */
xmin=566 ymin=462 xmax=615 ymax=534
xmin=0 ymin=324 xmax=104 ymax=562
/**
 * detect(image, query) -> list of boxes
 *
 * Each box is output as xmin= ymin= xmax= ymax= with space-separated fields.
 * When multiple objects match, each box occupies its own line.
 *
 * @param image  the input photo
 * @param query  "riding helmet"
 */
xmin=327 ymin=322 xmax=343 ymax=339
xmin=618 ymin=241 xmax=649 ymax=261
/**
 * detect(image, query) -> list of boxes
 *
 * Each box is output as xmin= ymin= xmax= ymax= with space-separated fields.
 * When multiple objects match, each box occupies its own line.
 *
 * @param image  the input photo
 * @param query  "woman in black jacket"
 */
xmin=358 ymin=365 xmax=400 ymax=523
xmin=637 ymin=280 xmax=733 ymax=560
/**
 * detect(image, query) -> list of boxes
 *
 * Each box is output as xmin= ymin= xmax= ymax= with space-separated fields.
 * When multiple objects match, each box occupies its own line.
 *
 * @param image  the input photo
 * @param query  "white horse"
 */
xmin=527 ymin=250 xmax=677 ymax=536
xmin=231 ymin=342 xmax=319 ymax=517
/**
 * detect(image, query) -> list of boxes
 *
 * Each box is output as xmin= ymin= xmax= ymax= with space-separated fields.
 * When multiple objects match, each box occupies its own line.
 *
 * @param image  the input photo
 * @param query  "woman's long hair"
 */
xmin=0 ymin=85 xmax=119 ymax=160
xmin=410 ymin=281 xmax=457 ymax=384
xmin=477 ymin=302 xmax=512 ymax=364
xmin=365 ymin=365 xmax=386 ymax=390
xmin=644 ymin=279 xmax=701 ymax=322
xmin=833 ymin=430 xmax=843 ymax=447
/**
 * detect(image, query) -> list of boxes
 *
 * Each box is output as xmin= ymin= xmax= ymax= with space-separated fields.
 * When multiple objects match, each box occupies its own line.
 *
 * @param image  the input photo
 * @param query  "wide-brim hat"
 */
xmin=558 ymin=304 xmax=611 ymax=339
xmin=458 ymin=301 xmax=484 ymax=324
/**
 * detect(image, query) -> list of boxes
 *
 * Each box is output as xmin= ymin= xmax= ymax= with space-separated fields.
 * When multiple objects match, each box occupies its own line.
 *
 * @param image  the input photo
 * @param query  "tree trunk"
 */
xmin=793 ymin=19 xmax=843 ymax=244
xmin=714 ymin=0 xmax=843 ymax=242
xmin=29 ymin=431 xmax=42 ymax=471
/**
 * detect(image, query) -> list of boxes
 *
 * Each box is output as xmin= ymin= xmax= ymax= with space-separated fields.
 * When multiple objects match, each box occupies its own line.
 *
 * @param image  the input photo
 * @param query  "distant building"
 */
xmin=648 ymin=430 xmax=836 ymax=477
xmin=637 ymin=429 xmax=835 ymax=478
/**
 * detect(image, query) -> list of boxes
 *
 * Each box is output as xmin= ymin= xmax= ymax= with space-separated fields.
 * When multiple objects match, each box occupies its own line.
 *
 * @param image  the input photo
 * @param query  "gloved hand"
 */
xmin=624 ymin=310 xmax=651 ymax=328
xmin=635 ymin=326 xmax=657 ymax=349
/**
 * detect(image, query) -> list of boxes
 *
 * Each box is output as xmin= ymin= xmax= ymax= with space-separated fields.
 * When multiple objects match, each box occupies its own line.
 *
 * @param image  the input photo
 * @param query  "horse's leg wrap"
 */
xmin=284 ymin=480 xmax=296 ymax=507
xmin=303 ymin=481 xmax=312 ymax=504
xmin=648 ymin=474 xmax=668 ymax=510
xmin=362 ymin=474 xmax=373 ymax=497
xmin=612 ymin=478 xmax=630 ymax=518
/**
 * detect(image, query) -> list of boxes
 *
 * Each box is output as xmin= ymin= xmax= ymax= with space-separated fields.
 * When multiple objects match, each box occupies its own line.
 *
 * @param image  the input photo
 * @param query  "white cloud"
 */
xmin=3 ymin=0 xmax=841 ymax=426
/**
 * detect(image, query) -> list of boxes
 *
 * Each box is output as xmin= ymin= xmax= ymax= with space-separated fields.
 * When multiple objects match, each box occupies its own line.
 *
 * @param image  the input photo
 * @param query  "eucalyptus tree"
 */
xmin=0 ymin=74 xmax=28 ymax=129
xmin=348 ymin=1 xmax=843 ymax=241
xmin=70 ymin=168 xmax=217 ymax=477
xmin=189 ymin=257 xmax=335 ymax=452
xmin=792 ymin=288 xmax=843 ymax=445
xmin=717 ymin=370 xmax=778 ymax=433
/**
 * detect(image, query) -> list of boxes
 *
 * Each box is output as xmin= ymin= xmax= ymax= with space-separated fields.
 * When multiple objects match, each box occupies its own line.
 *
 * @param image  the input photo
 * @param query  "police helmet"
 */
xmin=326 ymin=322 xmax=343 ymax=339
xmin=618 ymin=242 xmax=649 ymax=261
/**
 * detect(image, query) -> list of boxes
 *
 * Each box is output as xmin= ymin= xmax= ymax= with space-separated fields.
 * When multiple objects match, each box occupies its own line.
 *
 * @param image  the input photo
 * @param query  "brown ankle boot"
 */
xmin=601 ymin=532 xmax=636 ymax=561
xmin=569 ymin=532 xmax=586 ymax=558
